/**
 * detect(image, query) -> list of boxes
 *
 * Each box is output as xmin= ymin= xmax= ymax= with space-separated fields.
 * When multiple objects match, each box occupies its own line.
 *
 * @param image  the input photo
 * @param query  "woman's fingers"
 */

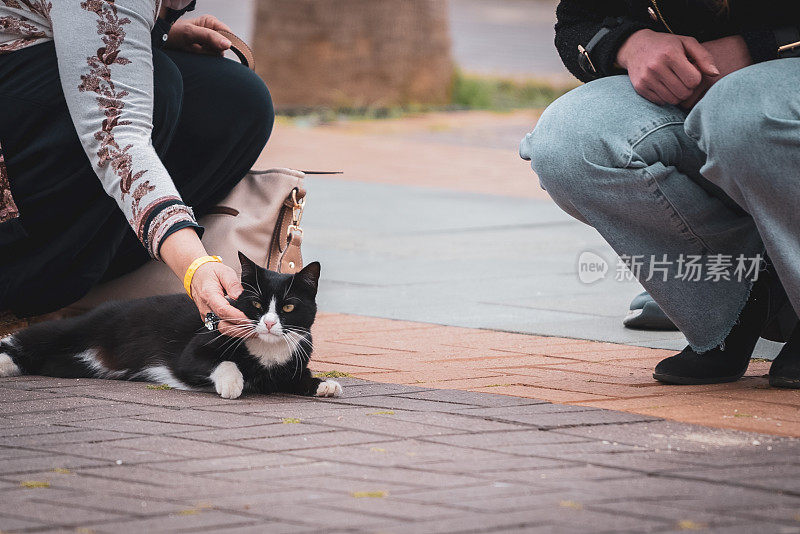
xmin=666 ymin=54 xmax=703 ymax=90
xmin=194 ymin=14 xmax=233 ymax=33
xmin=632 ymin=71 xmax=677 ymax=105
xmin=658 ymin=70 xmax=692 ymax=102
xmin=206 ymin=293 xmax=251 ymax=338
xmin=680 ymin=37 xmax=720 ymax=77
xmin=184 ymin=24 xmax=231 ymax=52
xmin=217 ymin=266 xmax=244 ymax=300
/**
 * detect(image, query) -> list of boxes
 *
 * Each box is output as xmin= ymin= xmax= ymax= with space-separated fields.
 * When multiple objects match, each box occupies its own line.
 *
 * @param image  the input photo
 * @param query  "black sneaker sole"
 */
xmin=768 ymin=375 xmax=800 ymax=389
xmin=652 ymin=371 xmax=746 ymax=385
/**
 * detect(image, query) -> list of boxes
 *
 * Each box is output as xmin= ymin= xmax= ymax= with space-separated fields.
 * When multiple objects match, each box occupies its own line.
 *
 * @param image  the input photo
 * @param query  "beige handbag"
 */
xmin=67 ymin=168 xmax=307 ymax=312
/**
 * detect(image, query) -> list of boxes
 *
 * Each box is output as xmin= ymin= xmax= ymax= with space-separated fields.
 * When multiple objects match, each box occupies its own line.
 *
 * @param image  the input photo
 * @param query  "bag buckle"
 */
xmin=288 ymin=189 xmax=305 ymax=237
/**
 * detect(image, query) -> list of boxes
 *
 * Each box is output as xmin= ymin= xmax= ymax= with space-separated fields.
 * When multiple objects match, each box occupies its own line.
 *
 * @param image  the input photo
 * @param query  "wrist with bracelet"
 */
xmin=183 ymin=255 xmax=222 ymax=300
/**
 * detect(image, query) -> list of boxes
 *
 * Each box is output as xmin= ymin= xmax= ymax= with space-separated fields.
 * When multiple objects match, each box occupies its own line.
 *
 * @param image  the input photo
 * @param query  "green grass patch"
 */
xmin=177 ymin=503 xmax=214 ymax=516
xmin=276 ymin=71 xmax=577 ymax=124
xmin=20 ymin=480 xmax=50 ymax=488
xmin=676 ymin=520 xmax=707 ymax=530
xmin=368 ymin=411 xmax=395 ymax=416
xmin=282 ymin=418 xmax=301 ymax=424
xmin=451 ymin=71 xmax=575 ymax=111
xmin=314 ymin=371 xmax=353 ymax=378
xmin=351 ymin=490 xmax=388 ymax=498
xmin=146 ymin=384 xmax=173 ymax=390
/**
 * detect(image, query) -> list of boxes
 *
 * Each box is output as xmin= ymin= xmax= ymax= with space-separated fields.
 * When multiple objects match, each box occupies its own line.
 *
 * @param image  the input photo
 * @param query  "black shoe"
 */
xmin=653 ymin=345 xmax=753 ymax=385
xmin=653 ymin=270 xmax=771 ymax=386
xmin=769 ymin=324 xmax=800 ymax=389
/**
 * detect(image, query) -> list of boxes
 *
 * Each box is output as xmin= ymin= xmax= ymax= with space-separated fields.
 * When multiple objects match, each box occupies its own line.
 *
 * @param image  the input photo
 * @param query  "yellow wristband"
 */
xmin=183 ymin=255 xmax=222 ymax=300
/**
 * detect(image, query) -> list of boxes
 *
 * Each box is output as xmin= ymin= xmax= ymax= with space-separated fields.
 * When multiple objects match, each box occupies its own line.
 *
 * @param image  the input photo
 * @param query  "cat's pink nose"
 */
xmin=263 ymin=320 xmax=276 ymax=332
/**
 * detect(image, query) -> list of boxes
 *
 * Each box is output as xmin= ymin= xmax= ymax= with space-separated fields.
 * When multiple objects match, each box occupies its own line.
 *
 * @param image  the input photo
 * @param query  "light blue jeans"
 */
xmin=520 ymin=59 xmax=800 ymax=352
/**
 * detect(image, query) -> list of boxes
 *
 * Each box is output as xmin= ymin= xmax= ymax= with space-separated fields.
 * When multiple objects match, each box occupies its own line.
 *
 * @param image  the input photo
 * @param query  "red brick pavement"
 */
xmin=312 ymin=313 xmax=800 ymax=438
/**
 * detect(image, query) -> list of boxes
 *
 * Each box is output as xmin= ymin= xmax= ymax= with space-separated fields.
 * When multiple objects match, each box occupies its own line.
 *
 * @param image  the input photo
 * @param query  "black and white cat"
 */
xmin=0 ymin=253 xmax=342 ymax=399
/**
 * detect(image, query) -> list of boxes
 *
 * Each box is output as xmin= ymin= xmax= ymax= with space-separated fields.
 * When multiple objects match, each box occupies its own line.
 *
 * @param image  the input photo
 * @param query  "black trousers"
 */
xmin=0 ymin=43 xmax=274 ymax=316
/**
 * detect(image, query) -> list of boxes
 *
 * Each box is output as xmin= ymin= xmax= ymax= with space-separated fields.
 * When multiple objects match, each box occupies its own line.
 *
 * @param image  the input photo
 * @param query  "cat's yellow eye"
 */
xmin=253 ymin=301 xmax=262 ymax=310
xmin=282 ymin=304 xmax=295 ymax=313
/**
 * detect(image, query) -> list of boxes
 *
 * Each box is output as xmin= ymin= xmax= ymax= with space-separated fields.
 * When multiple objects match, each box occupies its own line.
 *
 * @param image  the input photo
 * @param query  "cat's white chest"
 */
xmin=244 ymin=338 xmax=293 ymax=368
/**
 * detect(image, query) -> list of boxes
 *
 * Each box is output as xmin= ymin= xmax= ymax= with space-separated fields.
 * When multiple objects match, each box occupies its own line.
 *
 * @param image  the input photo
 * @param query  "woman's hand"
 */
xmin=617 ymin=29 xmax=720 ymax=106
xmin=165 ymin=15 xmax=232 ymax=56
xmin=159 ymin=228 xmax=251 ymax=338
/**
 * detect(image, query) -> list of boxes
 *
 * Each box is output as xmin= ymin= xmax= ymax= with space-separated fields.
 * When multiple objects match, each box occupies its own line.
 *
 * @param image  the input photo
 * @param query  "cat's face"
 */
xmin=233 ymin=252 xmax=320 ymax=345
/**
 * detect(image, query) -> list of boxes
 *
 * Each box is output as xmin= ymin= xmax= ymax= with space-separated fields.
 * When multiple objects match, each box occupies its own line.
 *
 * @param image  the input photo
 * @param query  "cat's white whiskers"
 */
xmin=279 ymin=335 xmax=299 ymax=378
xmin=284 ymin=329 xmax=313 ymax=352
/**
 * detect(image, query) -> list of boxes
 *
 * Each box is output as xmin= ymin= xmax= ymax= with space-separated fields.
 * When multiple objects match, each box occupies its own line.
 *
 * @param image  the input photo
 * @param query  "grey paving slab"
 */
xmin=63 ymin=417 xmax=214 ymax=435
xmin=0 ymin=514 xmax=50 ymax=531
xmin=0 ymin=429 xmax=139 ymax=448
xmin=84 ymin=510 xmax=264 ymax=533
xmin=25 ymin=441 xmax=184 ymax=465
xmin=226 ymin=429 xmax=393 ymax=453
xmin=316 ymin=497 xmax=464 ymax=522
xmin=172 ymin=422 xmax=334 ymax=443
xmin=38 ymin=491 xmax=188 ymax=516
xmin=393 ymin=388 xmax=548 ymax=407
xmin=135 ymin=408 xmax=283 ymax=428
xmin=0 ymin=377 xmax=797 ymax=532
xmin=202 ymin=486 xmax=343 ymax=511
xmin=0 ymin=453 xmax=110 ymax=475
xmin=375 ymin=410 xmax=523 ymax=433
xmin=0 ymin=498 xmax=126 ymax=527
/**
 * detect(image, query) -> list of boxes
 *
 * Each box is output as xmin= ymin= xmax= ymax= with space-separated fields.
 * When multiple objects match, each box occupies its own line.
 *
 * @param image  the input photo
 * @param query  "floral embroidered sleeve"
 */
xmin=48 ymin=0 xmax=198 ymax=259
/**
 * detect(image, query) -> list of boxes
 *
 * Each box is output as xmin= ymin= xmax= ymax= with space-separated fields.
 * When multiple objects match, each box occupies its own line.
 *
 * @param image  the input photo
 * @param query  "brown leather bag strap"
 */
xmin=216 ymin=29 xmax=255 ymax=70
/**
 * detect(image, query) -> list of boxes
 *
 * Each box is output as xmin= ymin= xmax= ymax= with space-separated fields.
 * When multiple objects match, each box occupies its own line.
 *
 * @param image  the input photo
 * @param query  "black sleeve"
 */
xmin=742 ymin=25 xmax=800 ymax=64
xmin=740 ymin=29 xmax=778 ymax=64
xmin=554 ymin=0 xmax=649 ymax=82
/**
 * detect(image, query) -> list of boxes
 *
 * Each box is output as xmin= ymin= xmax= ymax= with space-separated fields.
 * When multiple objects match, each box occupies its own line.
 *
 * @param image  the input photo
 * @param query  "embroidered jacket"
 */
xmin=0 ymin=0 xmax=196 ymax=259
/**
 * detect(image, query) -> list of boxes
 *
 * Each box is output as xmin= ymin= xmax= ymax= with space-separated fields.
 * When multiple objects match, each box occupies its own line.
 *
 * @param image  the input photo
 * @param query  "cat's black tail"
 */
xmin=0 ymin=323 xmax=103 ymax=379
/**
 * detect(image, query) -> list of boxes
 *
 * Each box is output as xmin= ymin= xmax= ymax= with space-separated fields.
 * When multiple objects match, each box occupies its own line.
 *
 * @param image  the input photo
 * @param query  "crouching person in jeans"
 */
xmin=520 ymin=0 xmax=800 ymax=388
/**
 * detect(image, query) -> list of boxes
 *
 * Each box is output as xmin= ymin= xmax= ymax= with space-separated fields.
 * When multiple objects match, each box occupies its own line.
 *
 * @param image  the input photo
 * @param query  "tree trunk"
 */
xmin=252 ymin=0 xmax=453 ymax=110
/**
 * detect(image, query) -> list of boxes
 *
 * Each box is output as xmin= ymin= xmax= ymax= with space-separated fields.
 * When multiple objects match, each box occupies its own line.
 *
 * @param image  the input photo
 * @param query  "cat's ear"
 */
xmin=238 ymin=251 xmax=259 ymax=281
xmin=295 ymin=262 xmax=321 ymax=295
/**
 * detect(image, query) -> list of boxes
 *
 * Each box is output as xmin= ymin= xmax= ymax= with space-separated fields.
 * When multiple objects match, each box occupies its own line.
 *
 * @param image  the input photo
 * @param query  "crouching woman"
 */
xmin=0 ymin=0 xmax=272 ymax=337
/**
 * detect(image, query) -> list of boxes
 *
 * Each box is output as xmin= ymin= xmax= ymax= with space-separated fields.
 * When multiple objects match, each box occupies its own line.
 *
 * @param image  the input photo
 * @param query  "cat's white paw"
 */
xmin=315 ymin=380 xmax=342 ymax=398
xmin=210 ymin=361 xmax=244 ymax=399
xmin=0 ymin=353 xmax=20 ymax=377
